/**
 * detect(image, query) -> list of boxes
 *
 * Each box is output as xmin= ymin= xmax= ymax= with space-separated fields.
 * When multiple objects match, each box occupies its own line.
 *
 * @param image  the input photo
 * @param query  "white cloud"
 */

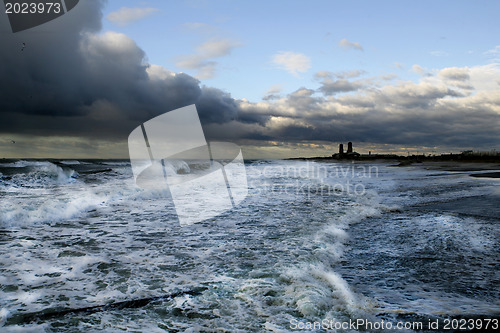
xmin=439 ymin=67 xmax=470 ymax=81
xmin=381 ymin=74 xmax=398 ymax=81
xmin=314 ymin=70 xmax=331 ymax=79
xmin=81 ymin=32 xmax=144 ymax=68
xmin=195 ymin=61 xmax=217 ymax=79
xmin=336 ymin=69 xmax=365 ymax=79
xmin=272 ymin=51 xmax=311 ymax=76
xmin=469 ymin=63 xmax=500 ymax=91
xmin=394 ymin=62 xmax=404 ymax=70
xmin=262 ymin=84 xmax=283 ymax=100
xmin=484 ymin=45 xmax=500 ymax=62
xmin=196 ymin=39 xmax=239 ymax=58
xmin=315 ymin=69 xmax=365 ymax=80
xmin=176 ymin=38 xmax=241 ymax=79
xmin=411 ymin=64 xmax=427 ymax=75
xmin=264 ymin=84 xmax=282 ymax=95
xmin=338 ymin=38 xmax=363 ymax=51
xmin=146 ymin=64 xmax=176 ymax=81
xmin=106 ymin=7 xmax=159 ymax=27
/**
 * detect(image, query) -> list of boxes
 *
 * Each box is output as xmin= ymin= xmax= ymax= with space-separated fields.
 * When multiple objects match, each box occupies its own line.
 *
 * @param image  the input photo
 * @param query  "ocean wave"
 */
xmin=99 ymin=161 xmax=131 ymax=166
xmin=264 ymin=184 xmax=384 ymax=329
xmin=0 ymin=162 xmax=76 ymax=188
xmin=0 ymin=190 xmax=107 ymax=226
xmin=1 ymin=160 xmax=496 ymax=331
xmin=283 ymin=262 xmax=372 ymax=321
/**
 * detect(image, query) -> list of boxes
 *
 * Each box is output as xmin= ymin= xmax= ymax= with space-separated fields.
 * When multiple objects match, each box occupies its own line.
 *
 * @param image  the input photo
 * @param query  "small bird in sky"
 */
xmin=21 ymin=42 xmax=26 ymax=51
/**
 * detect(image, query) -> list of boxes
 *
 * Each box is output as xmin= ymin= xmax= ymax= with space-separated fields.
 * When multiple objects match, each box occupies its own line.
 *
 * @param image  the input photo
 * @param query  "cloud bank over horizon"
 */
xmin=0 ymin=0 xmax=499 ymax=158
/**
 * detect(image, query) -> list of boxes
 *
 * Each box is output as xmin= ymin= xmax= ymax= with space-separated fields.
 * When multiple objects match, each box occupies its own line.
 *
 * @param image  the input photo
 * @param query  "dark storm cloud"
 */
xmin=196 ymin=86 xmax=238 ymax=124
xmin=0 ymin=0 xmax=499 ymax=154
xmin=0 ymin=0 xmax=244 ymax=142
xmin=0 ymin=0 xmax=102 ymax=117
xmin=255 ymin=109 xmax=499 ymax=148
xmin=205 ymin=70 xmax=500 ymax=150
xmin=247 ymin=81 xmax=500 ymax=148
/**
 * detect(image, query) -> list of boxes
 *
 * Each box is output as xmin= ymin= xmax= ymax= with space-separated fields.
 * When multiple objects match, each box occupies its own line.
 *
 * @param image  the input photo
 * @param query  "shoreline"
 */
xmin=289 ymin=158 xmax=500 ymax=179
xmin=411 ymin=161 xmax=500 ymax=178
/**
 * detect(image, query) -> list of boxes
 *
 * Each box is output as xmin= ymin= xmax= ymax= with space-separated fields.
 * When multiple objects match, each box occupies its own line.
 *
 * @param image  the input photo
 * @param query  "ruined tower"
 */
xmin=347 ymin=142 xmax=353 ymax=154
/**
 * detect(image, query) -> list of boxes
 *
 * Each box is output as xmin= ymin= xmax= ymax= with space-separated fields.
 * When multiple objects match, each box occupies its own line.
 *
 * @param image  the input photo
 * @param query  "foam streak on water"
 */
xmin=0 ymin=159 xmax=498 ymax=332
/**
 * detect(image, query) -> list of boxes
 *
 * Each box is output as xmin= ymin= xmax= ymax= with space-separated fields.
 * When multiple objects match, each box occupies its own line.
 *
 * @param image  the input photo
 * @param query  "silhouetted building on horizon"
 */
xmin=332 ymin=142 xmax=360 ymax=159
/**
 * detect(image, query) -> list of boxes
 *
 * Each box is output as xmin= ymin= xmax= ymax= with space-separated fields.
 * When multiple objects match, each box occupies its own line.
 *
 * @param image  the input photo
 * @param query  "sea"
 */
xmin=0 ymin=159 xmax=499 ymax=332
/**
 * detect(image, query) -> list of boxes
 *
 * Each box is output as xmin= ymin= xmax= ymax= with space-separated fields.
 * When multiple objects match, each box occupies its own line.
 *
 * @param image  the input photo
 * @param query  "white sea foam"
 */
xmin=4 ymin=162 xmax=76 ymax=187
xmin=100 ymin=161 xmax=131 ymax=166
xmin=58 ymin=160 xmax=80 ymax=165
xmin=0 ymin=160 xmax=498 ymax=331
xmin=0 ymin=308 xmax=9 ymax=326
xmin=0 ymin=189 xmax=107 ymax=225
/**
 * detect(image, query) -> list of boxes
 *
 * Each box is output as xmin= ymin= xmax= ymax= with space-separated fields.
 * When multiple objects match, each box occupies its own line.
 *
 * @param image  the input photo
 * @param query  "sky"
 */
xmin=0 ymin=0 xmax=499 ymax=158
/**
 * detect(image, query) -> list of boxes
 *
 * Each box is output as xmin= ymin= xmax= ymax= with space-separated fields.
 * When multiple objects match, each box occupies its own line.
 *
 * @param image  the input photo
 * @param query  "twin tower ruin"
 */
xmin=333 ymin=142 xmax=360 ymax=159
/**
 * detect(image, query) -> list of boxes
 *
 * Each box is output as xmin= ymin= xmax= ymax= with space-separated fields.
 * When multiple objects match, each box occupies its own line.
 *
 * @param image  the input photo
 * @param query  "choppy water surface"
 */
xmin=0 ymin=159 xmax=499 ymax=332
